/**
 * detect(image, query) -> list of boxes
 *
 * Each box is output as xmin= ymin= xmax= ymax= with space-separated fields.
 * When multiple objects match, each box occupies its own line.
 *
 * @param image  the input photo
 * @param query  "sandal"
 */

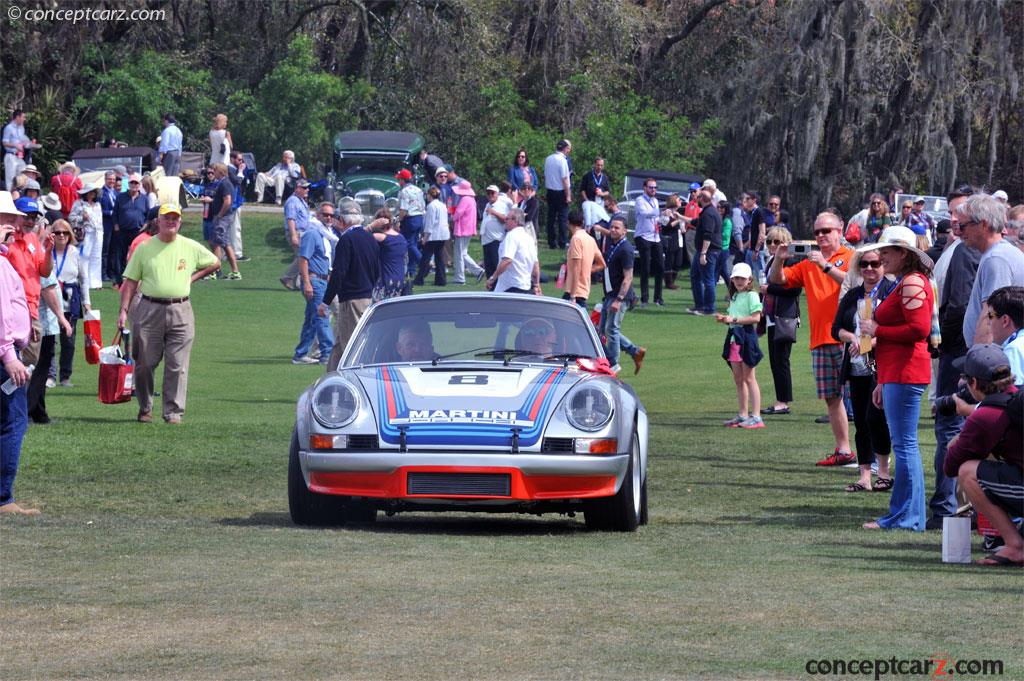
xmin=845 ymin=482 xmax=871 ymax=493
xmin=873 ymin=476 xmax=894 ymax=492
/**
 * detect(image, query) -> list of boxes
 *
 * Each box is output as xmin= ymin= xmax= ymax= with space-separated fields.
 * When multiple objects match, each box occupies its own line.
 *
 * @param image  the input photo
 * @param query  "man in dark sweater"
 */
xmin=929 ymin=186 xmax=982 ymax=529
xmin=319 ymin=203 xmax=380 ymax=371
xmin=689 ymin=189 xmax=723 ymax=315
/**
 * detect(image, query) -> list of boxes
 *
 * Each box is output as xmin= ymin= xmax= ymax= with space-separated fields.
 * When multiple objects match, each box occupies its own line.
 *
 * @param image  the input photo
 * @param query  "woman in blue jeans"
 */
xmin=857 ymin=226 xmax=934 ymax=531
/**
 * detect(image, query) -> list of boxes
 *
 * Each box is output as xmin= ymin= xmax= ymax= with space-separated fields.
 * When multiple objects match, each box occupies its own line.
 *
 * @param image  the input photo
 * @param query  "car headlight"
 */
xmin=564 ymin=385 xmax=614 ymax=431
xmin=311 ymin=378 xmax=360 ymax=428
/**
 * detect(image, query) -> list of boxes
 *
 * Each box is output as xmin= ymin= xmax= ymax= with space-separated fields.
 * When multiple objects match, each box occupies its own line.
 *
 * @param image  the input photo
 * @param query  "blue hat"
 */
xmin=689 ymin=182 xmax=701 ymax=191
xmin=14 ymin=197 xmax=40 ymax=214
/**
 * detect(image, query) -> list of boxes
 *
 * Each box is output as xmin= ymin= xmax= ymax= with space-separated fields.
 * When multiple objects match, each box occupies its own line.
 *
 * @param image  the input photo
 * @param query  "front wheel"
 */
xmin=288 ymin=428 xmax=345 ymax=526
xmin=584 ymin=431 xmax=642 ymax=532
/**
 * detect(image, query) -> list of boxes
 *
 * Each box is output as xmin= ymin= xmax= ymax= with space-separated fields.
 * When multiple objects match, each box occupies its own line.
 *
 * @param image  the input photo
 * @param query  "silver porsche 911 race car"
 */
xmin=289 ymin=293 xmax=649 ymax=530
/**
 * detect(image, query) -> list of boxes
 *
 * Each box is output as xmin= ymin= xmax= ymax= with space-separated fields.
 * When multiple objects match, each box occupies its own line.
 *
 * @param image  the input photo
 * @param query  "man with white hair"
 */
xmin=959 ymin=193 xmax=1024 ymax=345
xmin=702 ymin=178 xmax=727 ymax=205
xmin=319 ymin=202 xmax=380 ymax=371
xmin=255 ymin=150 xmax=302 ymax=205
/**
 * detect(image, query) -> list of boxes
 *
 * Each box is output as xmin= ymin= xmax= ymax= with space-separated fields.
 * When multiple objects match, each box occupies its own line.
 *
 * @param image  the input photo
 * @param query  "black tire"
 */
xmin=584 ymin=431 xmax=642 ymax=532
xmin=288 ymin=429 xmax=345 ymax=526
xmin=639 ymin=475 xmax=649 ymax=526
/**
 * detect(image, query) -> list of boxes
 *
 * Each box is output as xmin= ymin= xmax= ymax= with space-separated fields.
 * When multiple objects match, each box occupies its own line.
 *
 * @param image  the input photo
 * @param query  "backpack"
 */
xmin=980 ymin=390 xmax=1024 ymax=432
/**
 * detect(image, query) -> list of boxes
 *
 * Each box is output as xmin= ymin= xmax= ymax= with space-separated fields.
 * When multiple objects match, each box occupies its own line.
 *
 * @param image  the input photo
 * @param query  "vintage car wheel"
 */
xmin=585 ymin=431 xmax=642 ymax=532
xmin=288 ymin=429 xmax=345 ymax=526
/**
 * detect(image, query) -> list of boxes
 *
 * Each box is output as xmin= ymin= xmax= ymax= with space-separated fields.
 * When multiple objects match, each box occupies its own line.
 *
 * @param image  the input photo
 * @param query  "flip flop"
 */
xmin=845 ymin=482 xmax=871 ymax=493
xmin=976 ymin=553 xmax=1024 ymax=567
xmin=873 ymin=476 xmax=894 ymax=492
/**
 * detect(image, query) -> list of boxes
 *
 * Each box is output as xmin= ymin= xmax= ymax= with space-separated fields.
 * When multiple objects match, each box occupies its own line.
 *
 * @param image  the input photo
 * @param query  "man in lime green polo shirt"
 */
xmin=117 ymin=203 xmax=219 ymax=423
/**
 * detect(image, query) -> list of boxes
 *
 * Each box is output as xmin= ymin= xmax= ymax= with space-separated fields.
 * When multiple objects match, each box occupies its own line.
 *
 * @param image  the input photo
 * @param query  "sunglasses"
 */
xmin=858 ymin=260 xmax=881 ymax=269
xmin=871 ymin=201 xmax=881 ymax=205
xmin=321 ymin=214 xmax=335 ymax=219
xmin=768 ymin=202 xmax=779 ymax=207
xmin=129 ymin=181 xmax=140 ymax=185
xmin=767 ymin=239 xmax=785 ymax=246
xmin=646 ymin=185 xmax=657 ymax=190
xmin=813 ymin=229 xmax=834 ymax=236
xmin=52 ymin=231 xmax=70 ymax=236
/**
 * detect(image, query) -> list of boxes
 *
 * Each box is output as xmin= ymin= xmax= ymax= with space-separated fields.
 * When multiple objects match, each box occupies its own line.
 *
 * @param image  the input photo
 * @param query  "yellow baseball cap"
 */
xmin=159 ymin=202 xmax=182 ymax=216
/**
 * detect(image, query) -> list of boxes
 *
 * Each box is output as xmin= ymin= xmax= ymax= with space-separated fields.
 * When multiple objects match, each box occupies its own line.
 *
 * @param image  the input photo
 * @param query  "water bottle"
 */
xmin=1 ymin=364 xmax=34 ymax=395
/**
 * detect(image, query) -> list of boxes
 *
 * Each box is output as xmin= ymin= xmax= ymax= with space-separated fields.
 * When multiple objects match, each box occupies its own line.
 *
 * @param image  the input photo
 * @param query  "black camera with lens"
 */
xmin=934 ymin=383 xmax=978 ymax=417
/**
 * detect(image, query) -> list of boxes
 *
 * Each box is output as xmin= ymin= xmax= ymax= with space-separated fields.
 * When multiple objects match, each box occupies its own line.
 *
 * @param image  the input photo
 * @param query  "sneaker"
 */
xmin=722 ymin=415 xmax=746 ymax=427
xmin=292 ymin=356 xmax=318 ymax=365
xmin=137 ymin=411 xmax=153 ymax=423
xmin=632 ymin=347 xmax=646 ymax=375
xmin=59 ymin=379 xmax=73 ymax=388
xmin=814 ymin=414 xmax=830 ymax=424
xmin=236 ymin=255 xmax=251 ymax=262
xmin=226 ymin=271 xmax=242 ymax=280
xmin=202 ymin=273 xmax=216 ymax=280
xmin=816 ymin=449 xmax=856 ymax=466
xmin=475 ymin=269 xmax=486 ymax=284
xmin=687 ymin=308 xmax=705 ymax=316
xmin=609 ymin=363 xmax=622 ymax=374
xmin=739 ymin=416 xmax=765 ymax=429
xmin=45 ymin=377 xmax=56 ymax=388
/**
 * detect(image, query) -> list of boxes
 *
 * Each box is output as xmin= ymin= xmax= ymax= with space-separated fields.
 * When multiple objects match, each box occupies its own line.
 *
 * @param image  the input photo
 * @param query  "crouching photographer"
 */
xmin=943 ymin=343 xmax=1023 ymax=566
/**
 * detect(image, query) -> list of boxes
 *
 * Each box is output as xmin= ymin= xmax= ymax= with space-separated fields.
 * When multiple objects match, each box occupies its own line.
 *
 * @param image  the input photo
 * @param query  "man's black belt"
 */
xmin=142 ymin=295 xmax=189 ymax=304
xmin=308 ymin=272 xmax=329 ymax=280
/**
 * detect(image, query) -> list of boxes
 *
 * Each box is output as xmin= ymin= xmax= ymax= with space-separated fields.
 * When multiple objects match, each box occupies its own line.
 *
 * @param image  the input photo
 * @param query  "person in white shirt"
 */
xmin=208 ymin=114 xmax=232 ymax=166
xmin=480 ymin=184 xmax=512 ymax=277
xmin=412 ymin=187 xmax=450 ymax=287
xmin=633 ymin=177 xmax=664 ymax=306
xmin=3 ymin=110 xmax=30 ymax=191
xmin=396 ymin=169 xmax=426 ymax=277
xmin=255 ymin=151 xmax=302 ymax=205
xmin=543 ymin=139 xmax=572 ymax=250
xmin=487 ymin=208 xmax=541 ymax=295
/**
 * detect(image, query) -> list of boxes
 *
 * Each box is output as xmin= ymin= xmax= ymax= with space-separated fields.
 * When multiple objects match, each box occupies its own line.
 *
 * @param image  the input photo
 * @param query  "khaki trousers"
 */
xmin=131 ymin=298 xmax=195 ymax=420
xmin=326 ymin=298 xmax=370 ymax=371
xmin=20 ymin=318 xmax=43 ymax=366
xmin=230 ymin=209 xmax=243 ymax=257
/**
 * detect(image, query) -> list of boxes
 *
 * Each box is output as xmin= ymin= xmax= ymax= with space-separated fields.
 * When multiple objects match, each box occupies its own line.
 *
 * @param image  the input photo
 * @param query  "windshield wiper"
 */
xmin=431 ymin=345 xmax=502 ymax=366
xmin=474 ymin=348 xmax=544 ymax=366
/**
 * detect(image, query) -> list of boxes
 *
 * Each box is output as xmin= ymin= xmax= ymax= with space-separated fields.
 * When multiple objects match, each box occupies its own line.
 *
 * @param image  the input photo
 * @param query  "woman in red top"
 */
xmin=858 ymin=226 xmax=934 ymax=531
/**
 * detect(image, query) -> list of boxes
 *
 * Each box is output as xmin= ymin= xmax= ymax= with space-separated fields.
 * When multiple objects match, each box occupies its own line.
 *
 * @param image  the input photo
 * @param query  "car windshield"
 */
xmin=344 ymin=297 xmax=602 ymax=367
xmin=336 ymin=153 xmax=408 ymax=176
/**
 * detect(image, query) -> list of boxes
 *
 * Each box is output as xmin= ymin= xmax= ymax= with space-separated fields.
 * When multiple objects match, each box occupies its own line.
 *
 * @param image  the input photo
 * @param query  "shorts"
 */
xmin=727 ymin=341 xmax=742 ymax=363
xmin=977 ymin=460 xmax=1024 ymax=518
xmin=210 ymin=214 xmax=232 ymax=247
xmin=811 ymin=344 xmax=844 ymax=399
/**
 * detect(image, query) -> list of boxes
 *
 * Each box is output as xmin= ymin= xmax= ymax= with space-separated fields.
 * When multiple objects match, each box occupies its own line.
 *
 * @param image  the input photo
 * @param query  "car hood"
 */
xmin=348 ymin=364 xmax=587 ymax=448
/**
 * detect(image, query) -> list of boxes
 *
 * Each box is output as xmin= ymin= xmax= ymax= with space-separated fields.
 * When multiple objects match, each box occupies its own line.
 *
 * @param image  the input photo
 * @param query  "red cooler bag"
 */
xmin=98 ymin=330 xmax=134 ymax=404
xmin=83 ymin=310 xmax=103 ymax=364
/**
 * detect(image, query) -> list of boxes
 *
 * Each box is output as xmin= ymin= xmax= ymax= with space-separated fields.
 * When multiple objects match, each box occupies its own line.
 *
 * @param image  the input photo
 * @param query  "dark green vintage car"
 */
xmin=325 ymin=130 xmax=427 ymax=220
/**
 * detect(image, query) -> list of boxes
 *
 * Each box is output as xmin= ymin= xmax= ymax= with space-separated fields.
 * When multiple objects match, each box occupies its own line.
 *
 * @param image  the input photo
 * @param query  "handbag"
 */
xmin=83 ymin=309 xmax=103 ymax=364
xmin=97 ymin=330 xmax=134 ymax=404
xmin=773 ymin=316 xmax=799 ymax=344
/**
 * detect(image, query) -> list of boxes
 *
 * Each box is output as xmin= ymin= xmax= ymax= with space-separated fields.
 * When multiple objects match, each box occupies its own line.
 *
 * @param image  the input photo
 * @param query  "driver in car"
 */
xmin=395 ymin=322 xmax=437 ymax=362
xmin=516 ymin=318 xmax=558 ymax=356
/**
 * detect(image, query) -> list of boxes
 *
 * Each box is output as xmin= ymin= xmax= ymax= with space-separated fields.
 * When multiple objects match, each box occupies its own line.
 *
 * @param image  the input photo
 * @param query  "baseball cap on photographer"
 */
xmin=395 ymin=169 xmax=413 ymax=181
xmin=953 ymin=343 xmax=1011 ymax=382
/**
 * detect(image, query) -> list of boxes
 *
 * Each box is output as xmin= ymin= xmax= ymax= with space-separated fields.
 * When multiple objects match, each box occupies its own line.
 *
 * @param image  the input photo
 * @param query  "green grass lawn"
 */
xmin=2 ymin=212 xmax=1020 ymax=680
